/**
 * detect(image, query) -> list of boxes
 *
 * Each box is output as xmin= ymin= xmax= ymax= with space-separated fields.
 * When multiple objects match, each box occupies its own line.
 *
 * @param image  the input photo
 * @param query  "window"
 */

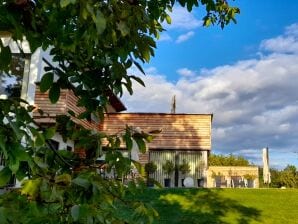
xmin=48 ymin=139 xmax=60 ymax=150
xmin=0 ymin=54 xmax=28 ymax=99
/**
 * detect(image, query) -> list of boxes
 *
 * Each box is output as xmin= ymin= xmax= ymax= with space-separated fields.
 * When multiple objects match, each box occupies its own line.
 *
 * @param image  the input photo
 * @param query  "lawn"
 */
xmin=135 ymin=188 xmax=298 ymax=224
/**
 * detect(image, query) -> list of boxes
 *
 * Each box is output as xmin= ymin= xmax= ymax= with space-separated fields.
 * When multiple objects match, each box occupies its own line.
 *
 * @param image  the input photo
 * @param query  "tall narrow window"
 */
xmin=0 ymin=54 xmax=30 ymax=100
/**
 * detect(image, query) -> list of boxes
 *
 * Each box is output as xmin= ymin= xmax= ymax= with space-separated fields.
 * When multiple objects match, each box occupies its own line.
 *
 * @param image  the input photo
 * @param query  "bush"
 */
xmin=179 ymin=159 xmax=190 ymax=175
xmin=162 ymin=160 xmax=175 ymax=177
xmin=145 ymin=162 xmax=157 ymax=174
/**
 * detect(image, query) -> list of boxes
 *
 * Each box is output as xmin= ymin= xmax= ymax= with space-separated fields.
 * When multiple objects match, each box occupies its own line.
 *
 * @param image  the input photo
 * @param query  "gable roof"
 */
xmin=99 ymin=113 xmax=212 ymax=151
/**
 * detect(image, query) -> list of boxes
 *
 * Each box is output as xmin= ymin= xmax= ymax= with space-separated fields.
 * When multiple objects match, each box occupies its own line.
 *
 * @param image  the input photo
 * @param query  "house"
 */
xmin=1 ymin=38 xmax=258 ymax=189
xmin=0 ymin=40 xmax=126 ymax=151
xmin=0 ymin=41 xmax=126 ymax=189
xmin=99 ymin=113 xmax=212 ymax=187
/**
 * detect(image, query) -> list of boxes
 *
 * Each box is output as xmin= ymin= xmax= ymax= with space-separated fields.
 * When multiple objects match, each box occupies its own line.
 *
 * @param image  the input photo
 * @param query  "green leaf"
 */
xmin=14 ymin=148 xmax=30 ymax=161
xmin=0 ymin=167 xmax=12 ymax=187
xmin=130 ymin=75 xmax=145 ymax=87
xmin=33 ymin=157 xmax=48 ymax=169
xmin=165 ymin=15 xmax=172 ymax=24
xmin=39 ymin=72 xmax=54 ymax=92
xmin=134 ymin=138 xmax=146 ymax=153
xmin=204 ymin=17 xmax=212 ymax=27
xmin=16 ymin=168 xmax=27 ymax=181
xmin=35 ymin=132 xmax=45 ymax=147
xmin=55 ymin=173 xmax=71 ymax=185
xmin=117 ymin=21 xmax=130 ymax=36
xmin=60 ymin=0 xmax=76 ymax=8
xmin=21 ymin=178 xmax=42 ymax=198
xmin=93 ymin=10 xmax=106 ymax=35
xmin=9 ymin=157 xmax=20 ymax=173
xmin=0 ymin=207 xmax=7 ymax=224
xmin=0 ymin=134 xmax=6 ymax=151
xmin=132 ymin=160 xmax=142 ymax=173
xmin=72 ymin=176 xmax=91 ymax=189
xmin=71 ymin=205 xmax=80 ymax=221
xmin=142 ymin=49 xmax=150 ymax=63
xmin=49 ymin=83 xmax=60 ymax=103
xmin=124 ymin=132 xmax=133 ymax=151
xmin=8 ymin=121 xmax=23 ymax=140
xmin=44 ymin=127 xmax=56 ymax=139
xmin=133 ymin=61 xmax=145 ymax=75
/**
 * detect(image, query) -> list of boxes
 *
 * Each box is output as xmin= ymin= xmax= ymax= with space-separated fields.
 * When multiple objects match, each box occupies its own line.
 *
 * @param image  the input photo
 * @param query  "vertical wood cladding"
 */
xmin=99 ymin=113 xmax=212 ymax=151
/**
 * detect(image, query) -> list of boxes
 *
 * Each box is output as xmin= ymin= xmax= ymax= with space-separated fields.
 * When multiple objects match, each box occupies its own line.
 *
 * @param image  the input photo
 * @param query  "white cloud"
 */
xmin=260 ymin=23 xmax=298 ymax=53
xmin=176 ymin=68 xmax=196 ymax=77
xmin=123 ymin=23 xmax=298 ymax=169
xmin=176 ymin=31 xmax=195 ymax=43
xmin=158 ymin=33 xmax=172 ymax=42
xmin=285 ymin=23 xmax=298 ymax=36
xmin=164 ymin=6 xmax=202 ymax=30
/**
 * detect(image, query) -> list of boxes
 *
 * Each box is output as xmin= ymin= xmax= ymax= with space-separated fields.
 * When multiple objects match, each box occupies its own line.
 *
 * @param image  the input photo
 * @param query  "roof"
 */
xmin=106 ymin=91 xmax=126 ymax=112
xmin=99 ymin=113 xmax=212 ymax=151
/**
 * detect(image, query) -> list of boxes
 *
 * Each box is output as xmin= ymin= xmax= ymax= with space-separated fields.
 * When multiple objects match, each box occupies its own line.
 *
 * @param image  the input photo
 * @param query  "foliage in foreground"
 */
xmin=0 ymin=0 xmax=239 ymax=223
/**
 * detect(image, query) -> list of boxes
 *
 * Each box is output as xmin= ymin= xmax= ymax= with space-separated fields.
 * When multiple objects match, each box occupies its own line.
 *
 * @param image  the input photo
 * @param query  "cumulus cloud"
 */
xmin=176 ymin=68 xmax=196 ymax=77
xmin=164 ymin=6 xmax=202 ymax=30
xmin=175 ymin=31 xmax=195 ymax=43
xmin=158 ymin=33 xmax=172 ymax=42
xmin=123 ymin=23 xmax=298 ymax=169
xmin=260 ymin=23 xmax=298 ymax=53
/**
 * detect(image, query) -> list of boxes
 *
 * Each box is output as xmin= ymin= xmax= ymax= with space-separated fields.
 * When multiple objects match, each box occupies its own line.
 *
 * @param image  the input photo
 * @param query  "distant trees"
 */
xmin=279 ymin=165 xmax=298 ymax=188
xmin=259 ymin=165 xmax=298 ymax=188
xmin=208 ymin=154 xmax=250 ymax=166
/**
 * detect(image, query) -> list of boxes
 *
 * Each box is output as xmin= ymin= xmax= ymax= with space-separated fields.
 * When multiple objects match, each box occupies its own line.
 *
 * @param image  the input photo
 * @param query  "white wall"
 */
xmin=52 ymin=133 xmax=74 ymax=151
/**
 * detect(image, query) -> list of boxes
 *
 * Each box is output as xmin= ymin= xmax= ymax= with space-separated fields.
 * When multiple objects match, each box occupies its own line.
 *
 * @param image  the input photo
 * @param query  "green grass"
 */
xmin=136 ymin=188 xmax=298 ymax=224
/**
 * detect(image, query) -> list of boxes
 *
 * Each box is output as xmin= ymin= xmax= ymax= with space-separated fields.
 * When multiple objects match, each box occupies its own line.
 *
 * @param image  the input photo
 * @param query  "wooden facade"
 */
xmin=33 ymin=86 xmax=98 ymax=130
xmin=33 ymin=86 xmax=126 ymax=130
xmin=99 ymin=113 xmax=212 ymax=187
xmin=99 ymin=113 xmax=212 ymax=151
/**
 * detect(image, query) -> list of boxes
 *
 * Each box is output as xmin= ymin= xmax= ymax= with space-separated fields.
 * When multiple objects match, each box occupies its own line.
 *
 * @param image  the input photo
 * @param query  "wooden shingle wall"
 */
xmin=33 ymin=86 xmax=98 ymax=130
xmin=99 ymin=113 xmax=212 ymax=151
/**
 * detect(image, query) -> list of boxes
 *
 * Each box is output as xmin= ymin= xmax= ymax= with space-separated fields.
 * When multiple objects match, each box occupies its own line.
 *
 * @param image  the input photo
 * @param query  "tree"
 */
xmin=279 ymin=165 xmax=298 ymax=188
xmin=208 ymin=153 xmax=250 ymax=166
xmin=0 ymin=0 xmax=239 ymax=223
xmin=259 ymin=165 xmax=298 ymax=188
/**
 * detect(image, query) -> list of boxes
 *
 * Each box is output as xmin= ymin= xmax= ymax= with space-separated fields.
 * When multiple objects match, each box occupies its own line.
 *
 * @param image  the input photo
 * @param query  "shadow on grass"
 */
xmin=146 ymin=188 xmax=261 ymax=224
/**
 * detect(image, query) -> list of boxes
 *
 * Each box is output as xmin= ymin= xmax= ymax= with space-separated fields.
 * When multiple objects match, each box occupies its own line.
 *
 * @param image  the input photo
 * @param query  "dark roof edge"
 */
xmin=107 ymin=92 xmax=127 ymax=112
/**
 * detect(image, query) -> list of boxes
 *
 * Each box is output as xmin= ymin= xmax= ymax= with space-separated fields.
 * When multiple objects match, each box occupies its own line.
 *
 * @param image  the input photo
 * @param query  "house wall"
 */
xmin=33 ymin=86 xmax=99 ymax=130
xmin=51 ymin=133 xmax=75 ymax=151
xmin=149 ymin=150 xmax=208 ymax=187
xmin=99 ymin=113 xmax=212 ymax=151
xmin=99 ymin=113 xmax=212 ymax=187
xmin=207 ymin=166 xmax=259 ymax=188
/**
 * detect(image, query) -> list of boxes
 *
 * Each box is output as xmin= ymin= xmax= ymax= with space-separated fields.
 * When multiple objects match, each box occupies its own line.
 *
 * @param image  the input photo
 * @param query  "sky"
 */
xmin=122 ymin=0 xmax=298 ymax=170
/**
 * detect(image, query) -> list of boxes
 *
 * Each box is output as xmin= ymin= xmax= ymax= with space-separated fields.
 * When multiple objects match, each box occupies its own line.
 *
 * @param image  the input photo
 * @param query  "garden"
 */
xmin=126 ymin=188 xmax=298 ymax=224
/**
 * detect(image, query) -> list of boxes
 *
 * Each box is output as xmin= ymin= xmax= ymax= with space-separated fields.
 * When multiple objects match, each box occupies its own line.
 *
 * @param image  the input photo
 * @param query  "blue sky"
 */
xmin=123 ymin=0 xmax=298 ymax=169
xmin=150 ymin=0 xmax=298 ymax=81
